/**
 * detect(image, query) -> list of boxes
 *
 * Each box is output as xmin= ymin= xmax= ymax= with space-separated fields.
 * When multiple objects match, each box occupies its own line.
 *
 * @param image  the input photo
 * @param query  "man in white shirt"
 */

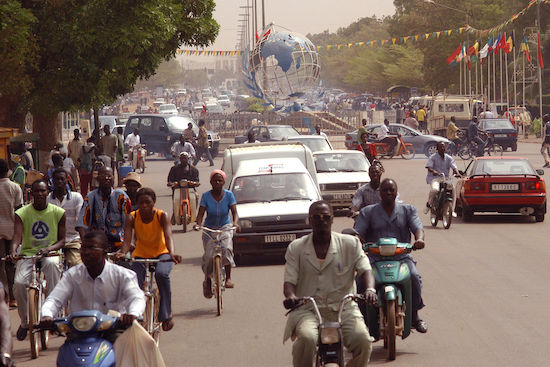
xmin=47 ymin=169 xmax=84 ymax=267
xmin=0 ymin=159 xmax=23 ymax=308
xmin=377 ymin=119 xmax=398 ymax=154
xmin=124 ymin=128 xmax=141 ymax=163
xmin=41 ymin=230 xmax=145 ymax=327
xmin=170 ymin=134 xmax=196 ymax=161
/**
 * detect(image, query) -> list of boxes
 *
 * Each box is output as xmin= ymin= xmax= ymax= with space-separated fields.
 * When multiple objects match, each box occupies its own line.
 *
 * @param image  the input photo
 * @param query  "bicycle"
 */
xmin=6 ymin=252 xmax=60 ymax=359
xmin=458 ymin=131 xmax=503 ymax=160
xmin=109 ymin=255 xmax=174 ymax=345
xmin=194 ymin=225 xmax=236 ymax=316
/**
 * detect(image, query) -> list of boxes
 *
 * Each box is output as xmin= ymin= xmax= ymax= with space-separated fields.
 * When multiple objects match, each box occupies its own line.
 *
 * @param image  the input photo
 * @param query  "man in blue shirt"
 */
xmin=425 ymin=142 xmax=460 ymax=214
xmin=354 ymin=178 xmax=428 ymax=333
xmin=540 ymin=114 xmax=550 ymax=167
xmin=468 ymin=117 xmax=486 ymax=156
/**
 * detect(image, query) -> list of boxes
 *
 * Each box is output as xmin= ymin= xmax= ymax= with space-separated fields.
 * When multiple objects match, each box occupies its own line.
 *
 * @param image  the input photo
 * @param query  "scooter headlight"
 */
xmin=72 ymin=316 xmax=97 ymax=332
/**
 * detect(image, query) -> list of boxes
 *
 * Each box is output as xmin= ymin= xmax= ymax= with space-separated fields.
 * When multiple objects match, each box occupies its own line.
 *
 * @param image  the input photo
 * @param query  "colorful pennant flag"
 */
xmin=521 ymin=36 xmax=532 ymax=63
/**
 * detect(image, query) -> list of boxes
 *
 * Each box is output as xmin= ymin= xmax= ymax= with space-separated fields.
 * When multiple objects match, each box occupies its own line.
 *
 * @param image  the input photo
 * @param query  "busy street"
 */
xmin=7 ymin=140 xmax=549 ymax=367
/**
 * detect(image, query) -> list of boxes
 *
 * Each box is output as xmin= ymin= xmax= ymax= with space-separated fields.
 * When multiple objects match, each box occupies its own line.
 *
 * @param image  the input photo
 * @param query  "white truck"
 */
xmin=221 ymin=142 xmax=321 ymax=262
xmin=427 ymin=95 xmax=479 ymax=136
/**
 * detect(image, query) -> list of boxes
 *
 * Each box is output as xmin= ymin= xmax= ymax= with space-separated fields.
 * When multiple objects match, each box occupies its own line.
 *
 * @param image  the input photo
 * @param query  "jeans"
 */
xmin=14 ymin=256 xmax=61 ymax=327
xmin=131 ymin=253 xmax=173 ymax=322
xmin=193 ymin=146 xmax=213 ymax=166
xmin=0 ymin=239 xmax=15 ymax=301
xmin=472 ymin=136 xmax=486 ymax=156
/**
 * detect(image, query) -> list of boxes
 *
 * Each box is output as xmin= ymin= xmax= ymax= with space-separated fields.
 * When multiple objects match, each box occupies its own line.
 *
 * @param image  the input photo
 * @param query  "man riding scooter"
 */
xmin=167 ymin=152 xmax=200 ymax=224
xmin=424 ymin=142 xmax=460 ymax=214
xmin=170 ymin=134 xmax=196 ymax=164
xmin=376 ymin=119 xmax=398 ymax=155
xmin=354 ymin=178 xmax=428 ymax=334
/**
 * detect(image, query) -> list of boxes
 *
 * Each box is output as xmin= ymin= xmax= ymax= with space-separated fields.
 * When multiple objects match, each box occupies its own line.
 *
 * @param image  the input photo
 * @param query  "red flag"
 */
xmin=538 ymin=32 xmax=544 ymax=69
xmin=494 ymin=34 xmax=506 ymax=53
xmin=446 ymin=44 xmax=462 ymax=64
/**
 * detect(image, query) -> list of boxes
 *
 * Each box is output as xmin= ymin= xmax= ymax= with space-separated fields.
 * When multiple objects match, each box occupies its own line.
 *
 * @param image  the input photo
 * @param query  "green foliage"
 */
xmin=246 ymin=97 xmax=265 ymax=113
xmin=0 ymin=0 xmax=219 ymax=117
xmin=531 ymin=117 xmax=541 ymax=135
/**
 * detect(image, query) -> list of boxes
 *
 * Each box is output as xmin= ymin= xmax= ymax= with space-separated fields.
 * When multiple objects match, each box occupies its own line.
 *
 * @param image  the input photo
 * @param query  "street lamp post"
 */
xmin=424 ymin=0 xmax=471 ymax=96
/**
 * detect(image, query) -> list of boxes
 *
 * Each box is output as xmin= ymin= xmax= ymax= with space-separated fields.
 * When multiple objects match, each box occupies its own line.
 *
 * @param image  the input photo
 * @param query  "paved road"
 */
xmin=12 ymin=142 xmax=550 ymax=366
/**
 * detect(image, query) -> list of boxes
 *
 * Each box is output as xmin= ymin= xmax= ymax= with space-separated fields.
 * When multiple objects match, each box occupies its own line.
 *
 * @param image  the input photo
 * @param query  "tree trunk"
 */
xmin=34 ymin=113 xmax=61 ymax=172
xmin=0 ymin=96 xmax=26 ymax=130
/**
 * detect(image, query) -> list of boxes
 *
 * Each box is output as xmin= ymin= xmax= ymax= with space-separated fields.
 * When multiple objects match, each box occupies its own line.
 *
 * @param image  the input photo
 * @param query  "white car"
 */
xmin=313 ymin=150 xmax=371 ymax=210
xmin=158 ymin=104 xmax=178 ymax=115
xmin=217 ymin=95 xmax=231 ymax=107
xmin=206 ymin=103 xmax=223 ymax=114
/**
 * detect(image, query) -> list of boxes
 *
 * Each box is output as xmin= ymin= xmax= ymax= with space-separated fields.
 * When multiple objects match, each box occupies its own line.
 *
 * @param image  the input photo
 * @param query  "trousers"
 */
xmin=541 ymin=142 xmax=550 ymax=164
xmin=193 ymin=146 xmax=213 ymax=166
xmin=289 ymin=307 xmax=373 ymax=367
xmin=14 ymin=256 xmax=61 ymax=326
xmin=131 ymin=253 xmax=173 ymax=322
xmin=0 ymin=239 xmax=15 ymax=300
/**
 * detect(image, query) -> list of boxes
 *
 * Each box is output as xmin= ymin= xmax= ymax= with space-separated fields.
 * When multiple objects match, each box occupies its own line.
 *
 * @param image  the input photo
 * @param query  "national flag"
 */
xmin=503 ymin=36 xmax=514 ymax=54
xmin=446 ymin=44 xmax=462 ymax=64
xmin=468 ymin=41 xmax=479 ymax=56
xmin=538 ymin=32 xmax=544 ymax=69
xmin=479 ymin=42 xmax=489 ymax=63
xmin=456 ymin=43 xmax=467 ymax=63
xmin=494 ymin=33 xmax=506 ymax=53
xmin=489 ymin=34 xmax=500 ymax=54
xmin=521 ymin=35 xmax=532 ymax=63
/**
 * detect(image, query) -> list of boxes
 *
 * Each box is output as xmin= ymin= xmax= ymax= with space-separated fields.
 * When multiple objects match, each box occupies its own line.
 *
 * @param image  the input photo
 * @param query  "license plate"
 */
xmin=491 ymin=183 xmax=519 ymax=191
xmin=494 ymin=134 xmax=507 ymax=137
xmin=332 ymin=193 xmax=352 ymax=199
xmin=265 ymin=234 xmax=296 ymax=243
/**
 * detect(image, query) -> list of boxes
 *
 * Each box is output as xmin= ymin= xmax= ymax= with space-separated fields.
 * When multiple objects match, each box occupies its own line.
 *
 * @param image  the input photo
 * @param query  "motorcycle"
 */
xmin=41 ymin=310 xmax=125 ymax=367
xmin=285 ymin=294 xmax=365 ymax=367
xmin=131 ymin=144 xmax=146 ymax=173
xmin=363 ymin=238 xmax=413 ymax=361
xmin=428 ymin=175 xmax=455 ymax=229
xmin=168 ymin=179 xmax=200 ymax=232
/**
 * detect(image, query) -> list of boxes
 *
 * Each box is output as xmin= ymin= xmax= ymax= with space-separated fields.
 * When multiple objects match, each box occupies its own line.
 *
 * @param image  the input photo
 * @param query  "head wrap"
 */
xmin=210 ymin=169 xmax=226 ymax=181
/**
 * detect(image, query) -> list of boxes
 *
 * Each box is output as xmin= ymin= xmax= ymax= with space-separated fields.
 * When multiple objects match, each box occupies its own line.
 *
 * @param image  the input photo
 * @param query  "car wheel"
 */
xmin=511 ymin=142 xmax=517 ymax=151
xmin=535 ymin=212 xmax=545 ymax=222
xmin=424 ymin=142 xmax=437 ymax=157
xmin=462 ymin=205 xmax=473 ymax=222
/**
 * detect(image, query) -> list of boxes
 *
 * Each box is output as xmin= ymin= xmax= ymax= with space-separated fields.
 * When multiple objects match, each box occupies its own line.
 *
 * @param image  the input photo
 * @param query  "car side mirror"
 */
xmin=537 ymin=169 xmax=544 ymax=176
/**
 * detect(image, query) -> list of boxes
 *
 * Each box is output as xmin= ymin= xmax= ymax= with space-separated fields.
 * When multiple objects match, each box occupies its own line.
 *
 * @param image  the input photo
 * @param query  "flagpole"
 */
xmin=460 ymin=55 xmax=463 ymax=95
xmin=500 ymin=43 xmax=504 ymax=104
xmin=513 ymin=30 xmax=517 ymax=111
xmin=537 ymin=2 xmax=543 ymax=130
xmin=488 ymin=50 xmax=491 ymax=106
xmin=493 ymin=48 xmax=497 ymax=105
xmin=481 ymin=52 xmax=484 ymax=102
xmin=523 ymin=46 xmax=526 ymax=111
xmin=476 ymin=58 xmax=479 ymax=95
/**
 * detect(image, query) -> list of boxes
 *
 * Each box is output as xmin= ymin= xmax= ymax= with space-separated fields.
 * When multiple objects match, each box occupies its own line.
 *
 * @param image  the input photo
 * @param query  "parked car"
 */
xmin=455 ymin=157 xmax=546 ymax=222
xmin=123 ymin=114 xmax=220 ymax=157
xmin=217 ymin=95 xmax=231 ymax=107
xmin=345 ymin=123 xmax=451 ymax=157
xmin=313 ymin=150 xmax=370 ymax=210
xmin=158 ymin=104 xmax=178 ymax=115
xmin=478 ymin=118 xmax=518 ymax=151
xmin=287 ymin=135 xmax=333 ymax=152
xmin=235 ymin=125 xmax=300 ymax=144
xmin=206 ymin=102 xmax=224 ymax=114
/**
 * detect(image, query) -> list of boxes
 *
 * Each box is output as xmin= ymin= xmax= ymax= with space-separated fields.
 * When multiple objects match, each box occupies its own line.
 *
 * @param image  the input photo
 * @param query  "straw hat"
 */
xmin=122 ymin=171 xmax=142 ymax=187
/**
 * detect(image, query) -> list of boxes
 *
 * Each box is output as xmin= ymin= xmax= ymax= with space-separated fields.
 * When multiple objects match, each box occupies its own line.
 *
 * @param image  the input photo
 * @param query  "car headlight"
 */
xmin=240 ymin=219 xmax=253 ymax=229
xmin=72 ymin=316 xmax=97 ymax=332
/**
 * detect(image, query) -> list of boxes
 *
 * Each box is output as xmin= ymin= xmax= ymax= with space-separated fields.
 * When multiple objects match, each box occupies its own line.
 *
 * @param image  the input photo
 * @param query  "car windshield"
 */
xmin=314 ymin=152 xmax=370 ymax=172
xmin=268 ymin=126 xmax=300 ymax=138
xmin=231 ymin=173 xmax=318 ymax=204
xmin=291 ymin=138 xmax=331 ymax=152
xmin=480 ymin=120 xmax=514 ymax=129
xmin=166 ymin=116 xmax=197 ymax=132
xmin=472 ymin=159 xmax=535 ymax=175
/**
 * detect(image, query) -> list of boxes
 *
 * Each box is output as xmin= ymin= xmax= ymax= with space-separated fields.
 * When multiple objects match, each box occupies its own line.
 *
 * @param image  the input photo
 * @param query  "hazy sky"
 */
xmin=208 ymin=0 xmax=396 ymax=50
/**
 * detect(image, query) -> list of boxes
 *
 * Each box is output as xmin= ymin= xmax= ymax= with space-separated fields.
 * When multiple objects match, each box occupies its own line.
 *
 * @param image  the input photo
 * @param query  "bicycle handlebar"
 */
xmin=1 ymin=252 xmax=60 ymax=261
xmin=194 ymin=225 xmax=237 ymax=233
xmin=106 ymin=253 xmax=175 ymax=263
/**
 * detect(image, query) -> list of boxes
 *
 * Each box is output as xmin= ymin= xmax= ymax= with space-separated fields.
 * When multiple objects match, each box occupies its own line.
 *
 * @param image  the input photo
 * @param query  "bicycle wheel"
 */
xmin=28 ymin=288 xmax=39 ymax=359
xmin=458 ymin=145 xmax=473 ymax=160
xmin=182 ymin=203 xmax=188 ymax=233
xmin=401 ymin=145 xmax=415 ymax=160
xmin=214 ymin=255 xmax=222 ymax=316
xmin=487 ymin=144 xmax=503 ymax=156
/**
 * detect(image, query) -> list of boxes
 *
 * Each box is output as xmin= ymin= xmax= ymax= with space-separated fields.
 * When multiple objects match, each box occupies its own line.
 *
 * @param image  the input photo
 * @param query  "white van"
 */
xmin=222 ymin=142 xmax=321 ymax=262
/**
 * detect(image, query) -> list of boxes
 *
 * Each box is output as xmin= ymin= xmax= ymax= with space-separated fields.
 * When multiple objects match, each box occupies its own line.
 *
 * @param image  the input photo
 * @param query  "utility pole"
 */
xmin=537 ymin=1 xmax=544 ymax=130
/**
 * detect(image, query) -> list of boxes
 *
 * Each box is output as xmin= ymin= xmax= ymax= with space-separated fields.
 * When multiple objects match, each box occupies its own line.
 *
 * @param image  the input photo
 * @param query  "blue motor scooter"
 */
xmin=363 ymin=238 xmax=413 ymax=361
xmin=44 ymin=310 xmax=123 ymax=367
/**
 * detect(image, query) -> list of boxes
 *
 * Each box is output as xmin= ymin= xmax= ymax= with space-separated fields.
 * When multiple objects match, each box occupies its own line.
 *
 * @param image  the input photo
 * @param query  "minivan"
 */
xmin=123 ymin=114 xmax=220 ymax=157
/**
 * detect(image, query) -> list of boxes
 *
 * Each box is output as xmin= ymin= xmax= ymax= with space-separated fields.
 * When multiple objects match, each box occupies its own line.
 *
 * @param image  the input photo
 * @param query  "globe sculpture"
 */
xmin=242 ymin=23 xmax=321 ymax=105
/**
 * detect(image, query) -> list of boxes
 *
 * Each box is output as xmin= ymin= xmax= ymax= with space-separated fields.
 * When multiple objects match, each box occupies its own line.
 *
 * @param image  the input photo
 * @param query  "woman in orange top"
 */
xmin=119 ymin=187 xmax=182 ymax=331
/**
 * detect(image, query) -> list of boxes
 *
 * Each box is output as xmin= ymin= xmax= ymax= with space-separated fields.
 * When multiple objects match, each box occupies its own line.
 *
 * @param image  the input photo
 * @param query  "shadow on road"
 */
xmin=369 ymin=345 xmax=417 ymax=363
xmin=176 ymin=308 xmax=217 ymax=320
xmin=178 ymin=256 xmax=202 ymax=266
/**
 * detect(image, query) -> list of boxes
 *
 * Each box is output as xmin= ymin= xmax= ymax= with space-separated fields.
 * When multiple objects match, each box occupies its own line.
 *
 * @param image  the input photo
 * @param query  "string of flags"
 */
xmin=177 ymin=0 xmax=549 ymax=57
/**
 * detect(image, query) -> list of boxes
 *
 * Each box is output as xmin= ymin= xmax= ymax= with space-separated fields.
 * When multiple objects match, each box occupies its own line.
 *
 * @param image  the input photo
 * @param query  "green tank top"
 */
xmin=15 ymin=203 xmax=65 ymax=256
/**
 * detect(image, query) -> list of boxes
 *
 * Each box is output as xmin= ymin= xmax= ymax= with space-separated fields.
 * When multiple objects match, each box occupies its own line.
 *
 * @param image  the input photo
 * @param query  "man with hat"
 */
xmin=167 ymin=152 xmax=200 ymax=223
xmin=123 ymin=172 xmax=142 ymax=211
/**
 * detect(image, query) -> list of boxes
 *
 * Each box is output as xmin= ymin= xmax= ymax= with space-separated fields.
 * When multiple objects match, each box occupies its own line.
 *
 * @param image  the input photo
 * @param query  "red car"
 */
xmin=456 ymin=157 xmax=546 ymax=222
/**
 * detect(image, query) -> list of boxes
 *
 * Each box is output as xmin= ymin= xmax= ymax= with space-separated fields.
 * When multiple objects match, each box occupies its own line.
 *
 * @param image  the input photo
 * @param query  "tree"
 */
xmin=0 ymin=0 xmax=218 ymax=169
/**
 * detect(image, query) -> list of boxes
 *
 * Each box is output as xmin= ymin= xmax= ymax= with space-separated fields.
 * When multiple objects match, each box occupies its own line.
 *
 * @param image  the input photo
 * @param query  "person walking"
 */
xmin=416 ymin=105 xmax=427 ymax=133
xmin=115 ymin=126 xmax=125 ymax=187
xmin=192 ymin=120 xmax=214 ymax=166
xmin=541 ymin=115 xmax=550 ymax=168
xmin=0 ymin=159 xmax=23 ymax=308
xmin=100 ymin=125 xmax=117 ymax=173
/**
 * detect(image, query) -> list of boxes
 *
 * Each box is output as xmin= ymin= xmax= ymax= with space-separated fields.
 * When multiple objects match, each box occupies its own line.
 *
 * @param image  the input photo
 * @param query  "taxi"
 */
xmin=456 ymin=157 xmax=546 ymax=222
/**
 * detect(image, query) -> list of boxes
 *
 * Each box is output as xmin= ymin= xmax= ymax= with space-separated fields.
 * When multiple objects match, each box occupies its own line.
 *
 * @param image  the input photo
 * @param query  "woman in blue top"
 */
xmin=195 ymin=170 xmax=240 ymax=298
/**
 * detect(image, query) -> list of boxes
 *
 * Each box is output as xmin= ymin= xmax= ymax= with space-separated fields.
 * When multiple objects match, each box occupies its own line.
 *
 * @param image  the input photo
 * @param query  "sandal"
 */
xmin=162 ymin=317 xmax=174 ymax=331
xmin=203 ymin=279 xmax=213 ymax=298
xmin=225 ymin=279 xmax=235 ymax=288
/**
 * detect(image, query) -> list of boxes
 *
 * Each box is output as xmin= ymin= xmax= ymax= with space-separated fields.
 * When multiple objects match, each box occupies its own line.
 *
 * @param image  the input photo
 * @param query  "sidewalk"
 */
xmin=517 ymin=135 xmax=542 ymax=144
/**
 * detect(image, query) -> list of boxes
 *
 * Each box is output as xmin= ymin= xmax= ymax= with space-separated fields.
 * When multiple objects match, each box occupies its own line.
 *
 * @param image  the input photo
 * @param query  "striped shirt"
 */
xmin=48 ymin=190 xmax=84 ymax=243
xmin=0 ymin=178 xmax=23 ymax=240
